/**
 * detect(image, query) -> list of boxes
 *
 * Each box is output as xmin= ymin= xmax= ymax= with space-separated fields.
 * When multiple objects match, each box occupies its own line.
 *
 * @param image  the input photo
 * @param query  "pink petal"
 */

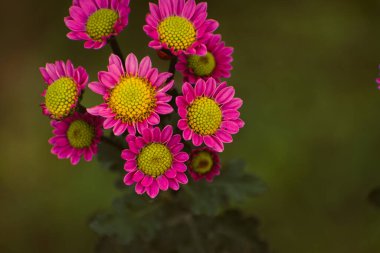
xmin=125 ymin=53 xmax=138 ymax=76
xmin=157 ymin=175 xmax=169 ymax=191
xmin=135 ymin=182 xmax=146 ymax=195
xmin=174 ymin=152 xmax=189 ymax=162
xmin=221 ymin=121 xmax=239 ymax=134
xmin=123 ymin=172 xmax=134 ymax=185
xmin=169 ymin=179 xmax=179 ymax=190
xmin=165 ymin=168 xmax=177 ymax=178
xmin=183 ymin=128 xmax=192 ymax=140
xmin=173 ymin=162 xmax=187 ymax=172
xmin=147 ymin=180 xmax=159 ymax=198
xmin=142 ymin=128 xmax=153 ymax=143
xmin=121 ymin=149 xmax=136 ymax=160
xmin=215 ymin=86 xmax=235 ymax=105
xmin=132 ymin=170 xmax=145 ymax=182
xmin=176 ymin=172 xmax=188 ymax=184
xmin=147 ymin=113 xmax=160 ymax=125
xmin=160 ymin=125 xmax=173 ymax=143
xmin=177 ymin=119 xmax=188 ymax=130
xmin=99 ymin=71 xmax=119 ymax=89
xmin=195 ymin=79 xmax=206 ymax=96
xmin=155 ymin=103 xmax=173 ymax=114
xmin=152 ymin=127 xmax=161 ymax=142
xmin=141 ymin=175 xmax=154 ymax=187
xmin=138 ymin=56 xmax=152 ymax=77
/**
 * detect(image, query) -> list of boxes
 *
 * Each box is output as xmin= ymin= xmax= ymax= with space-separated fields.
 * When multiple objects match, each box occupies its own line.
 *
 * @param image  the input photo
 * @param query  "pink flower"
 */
xmin=188 ymin=147 xmax=220 ymax=182
xmin=40 ymin=60 xmax=88 ymax=120
xmin=64 ymin=0 xmax=130 ymax=49
xmin=177 ymin=34 xmax=234 ymax=83
xmin=49 ymin=112 xmax=103 ymax=165
xmin=176 ymin=78 xmax=245 ymax=152
xmin=143 ymin=0 xmax=219 ymax=56
xmin=87 ymin=53 xmax=174 ymax=136
xmin=122 ymin=125 xmax=189 ymax=198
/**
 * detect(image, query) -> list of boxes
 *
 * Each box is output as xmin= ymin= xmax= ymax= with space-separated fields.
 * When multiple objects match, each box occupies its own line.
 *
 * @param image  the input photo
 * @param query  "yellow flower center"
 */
xmin=191 ymin=151 xmax=213 ymax=174
xmin=67 ymin=120 xmax=95 ymax=149
xmin=86 ymin=9 xmax=119 ymax=41
xmin=108 ymin=77 xmax=157 ymax=124
xmin=137 ymin=143 xmax=173 ymax=177
xmin=187 ymin=97 xmax=222 ymax=136
xmin=187 ymin=52 xmax=216 ymax=77
xmin=158 ymin=16 xmax=196 ymax=51
xmin=45 ymin=77 xmax=78 ymax=119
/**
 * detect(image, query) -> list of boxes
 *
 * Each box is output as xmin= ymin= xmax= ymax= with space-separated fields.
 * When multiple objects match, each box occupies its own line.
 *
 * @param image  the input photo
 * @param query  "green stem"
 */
xmin=108 ymin=36 xmax=124 ymax=60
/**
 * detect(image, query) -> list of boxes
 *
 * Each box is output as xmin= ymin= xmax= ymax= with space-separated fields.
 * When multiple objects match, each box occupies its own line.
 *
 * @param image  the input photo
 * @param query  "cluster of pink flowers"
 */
xmin=39 ymin=0 xmax=244 ymax=198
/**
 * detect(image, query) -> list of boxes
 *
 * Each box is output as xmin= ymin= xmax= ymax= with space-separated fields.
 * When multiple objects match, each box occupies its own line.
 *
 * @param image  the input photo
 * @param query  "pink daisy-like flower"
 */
xmin=176 ymin=34 xmax=233 ymax=83
xmin=143 ymin=0 xmax=219 ymax=56
xmin=87 ymin=53 xmax=174 ymax=136
xmin=39 ymin=60 xmax=88 ymax=120
xmin=122 ymin=125 xmax=189 ymax=198
xmin=188 ymin=147 xmax=220 ymax=182
xmin=176 ymin=78 xmax=245 ymax=152
xmin=49 ymin=112 xmax=103 ymax=165
xmin=64 ymin=0 xmax=130 ymax=49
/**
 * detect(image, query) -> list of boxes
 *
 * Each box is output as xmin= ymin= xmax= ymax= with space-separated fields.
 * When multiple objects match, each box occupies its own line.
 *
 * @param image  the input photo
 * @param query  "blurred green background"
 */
xmin=1 ymin=0 xmax=380 ymax=252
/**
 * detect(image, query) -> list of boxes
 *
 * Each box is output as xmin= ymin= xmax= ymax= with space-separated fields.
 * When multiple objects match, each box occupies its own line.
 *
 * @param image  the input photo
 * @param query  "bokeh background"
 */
xmin=1 ymin=0 xmax=380 ymax=252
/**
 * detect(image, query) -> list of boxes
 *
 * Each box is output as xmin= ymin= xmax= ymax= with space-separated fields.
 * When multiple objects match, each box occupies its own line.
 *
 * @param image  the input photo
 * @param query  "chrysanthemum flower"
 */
xmin=49 ymin=112 xmax=103 ymax=165
xmin=176 ymin=34 xmax=233 ymax=83
xmin=144 ymin=0 xmax=219 ymax=56
xmin=40 ymin=60 xmax=88 ymax=120
xmin=122 ymin=125 xmax=189 ymax=198
xmin=176 ymin=78 xmax=244 ymax=152
xmin=64 ymin=0 xmax=130 ymax=49
xmin=188 ymin=147 xmax=220 ymax=182
xmin=87 ymin=53 xmax=174 ymax=136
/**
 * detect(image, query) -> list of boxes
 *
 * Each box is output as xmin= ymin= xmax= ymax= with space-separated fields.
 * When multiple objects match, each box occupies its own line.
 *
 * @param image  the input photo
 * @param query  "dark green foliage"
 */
xmin=91 ymin=149 xmax=268 ymax=253
xmin=178 ymin=159 xmax=266 ymax=215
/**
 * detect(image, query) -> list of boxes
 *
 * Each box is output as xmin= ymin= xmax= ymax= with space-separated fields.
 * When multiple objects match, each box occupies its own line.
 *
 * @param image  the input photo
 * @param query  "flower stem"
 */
xmin=167 ymin=55 xmax=178 ymax=82
xmin=108 ymin=36 xmax=124 ymax=60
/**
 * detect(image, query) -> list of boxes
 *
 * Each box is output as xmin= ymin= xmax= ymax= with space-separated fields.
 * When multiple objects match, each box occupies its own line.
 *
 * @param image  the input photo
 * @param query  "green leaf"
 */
xmin=179 ymin=159 xmax=266 ymax=215
xmin=90 ymin=190 xmax=165 ymax=245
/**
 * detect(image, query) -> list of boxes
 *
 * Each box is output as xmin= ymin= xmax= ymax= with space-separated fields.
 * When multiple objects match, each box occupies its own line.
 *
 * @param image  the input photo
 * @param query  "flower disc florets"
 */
xmin=144 ymin=0 xmax=219 ymax=56
xmin=176 ymin=78 xmax=245 ymax=152
xmin=188 ymin=147 xmax=221 ymax=182
xmin=87 ymin=53 xmax=174 ymax=136
xmin=49 ymin=112 xmax=103 ymax=165
xmin=108 ymin=77 xmax=157 ymax=124
xmin=65 ymin=0 xmax=130 ymax=49
xmin=177 ymin=34 xmax=234 ymax=83
xmin=122 ymin=126 xmax=189 ymax=198
xmin=40 ymin=60 xmax=88 ymax=120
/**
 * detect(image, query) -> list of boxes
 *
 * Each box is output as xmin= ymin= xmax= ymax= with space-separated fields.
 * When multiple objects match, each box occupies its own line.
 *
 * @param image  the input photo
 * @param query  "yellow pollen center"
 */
xmin=45 ymin=77 xmax=78 ymax=119
xmin=187 ymin=97 xmax=222 ymax=136
xmin=86 ymin=9 xmax=119 ymax=41
xmin=188 ymin=52 xmax=216 ymax=77
xmin=158 ymin=16 xmax=196 ymax=51
xmin=108 ymin=77 xmax=157 ymax=124
xmin=67 ymin=120 xmax=95 ymax=149
xmin=137 ymin=143 xmax=173 ymax=177
xmin=191 ymin=151 xmax=213 ymax=174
